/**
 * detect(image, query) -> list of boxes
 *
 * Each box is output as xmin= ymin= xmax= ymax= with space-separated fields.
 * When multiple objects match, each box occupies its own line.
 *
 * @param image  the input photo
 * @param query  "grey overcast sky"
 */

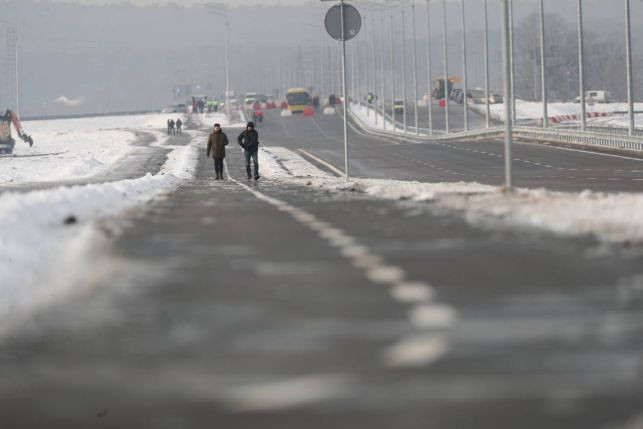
xmin=3 ymin=0 xmax=643 ymax=117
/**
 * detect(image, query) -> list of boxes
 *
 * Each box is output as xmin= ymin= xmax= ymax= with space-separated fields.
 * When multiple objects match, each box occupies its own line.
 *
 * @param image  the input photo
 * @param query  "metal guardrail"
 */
xmin=349 ymin=102 xmax=643 ymax=152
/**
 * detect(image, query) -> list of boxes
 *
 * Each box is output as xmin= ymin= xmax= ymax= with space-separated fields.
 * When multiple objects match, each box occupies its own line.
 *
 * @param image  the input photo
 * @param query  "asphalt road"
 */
xmin=269 ymin=108 xmax=642 ymax=193
xmin=1 ymin=112 xmax=642 ymax=428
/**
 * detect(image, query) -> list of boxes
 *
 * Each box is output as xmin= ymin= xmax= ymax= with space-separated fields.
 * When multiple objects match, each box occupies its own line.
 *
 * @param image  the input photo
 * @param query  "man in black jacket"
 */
xmin=237 ymin=121 xmax=260 ymax=181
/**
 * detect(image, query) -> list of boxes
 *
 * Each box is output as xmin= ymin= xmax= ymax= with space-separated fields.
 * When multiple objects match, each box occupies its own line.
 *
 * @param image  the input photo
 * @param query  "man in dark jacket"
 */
xmin=237 ymin=121 xmax=260 ymax=181
xmin=207 ymin=123 xmax=229 ymax=180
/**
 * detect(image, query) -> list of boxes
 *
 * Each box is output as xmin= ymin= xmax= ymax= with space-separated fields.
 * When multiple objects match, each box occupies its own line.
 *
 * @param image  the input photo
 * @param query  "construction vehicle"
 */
xmin=0 ymin=110 xmax=33 ymax=155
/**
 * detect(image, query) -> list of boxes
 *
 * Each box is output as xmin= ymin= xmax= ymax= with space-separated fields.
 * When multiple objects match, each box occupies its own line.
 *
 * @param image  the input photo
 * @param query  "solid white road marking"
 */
xmin=297 ymin=148 xmax=345 ymax=177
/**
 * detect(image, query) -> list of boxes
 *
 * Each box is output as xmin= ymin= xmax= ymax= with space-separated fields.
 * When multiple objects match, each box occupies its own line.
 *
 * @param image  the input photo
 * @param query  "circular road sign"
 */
xmin=324 ymin=4 xmax=362 ymax=41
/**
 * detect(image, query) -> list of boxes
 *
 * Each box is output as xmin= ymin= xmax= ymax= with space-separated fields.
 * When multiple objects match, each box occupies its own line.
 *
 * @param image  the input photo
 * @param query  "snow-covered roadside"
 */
xmin=349 ymin=103 xmax=396 ymax=131
xmin=0 ymin=130 xmax=138 ymax=184
xmin=1 ymin=113 xmax=182 ymax=185
xmin=260 ymin=147 xmax=643 ymax=245
xmin=0 ymin=143 xmax=198 ymax=334
xmin=190 ymin=111 xmax=246 ymax=130
xmin=471 ymin=100 xmax=643 ymax=124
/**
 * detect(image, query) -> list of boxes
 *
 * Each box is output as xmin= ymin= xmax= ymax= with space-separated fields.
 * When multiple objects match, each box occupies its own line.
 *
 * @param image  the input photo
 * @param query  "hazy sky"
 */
xmin=3 ymin=0 xmax=643 ymax=117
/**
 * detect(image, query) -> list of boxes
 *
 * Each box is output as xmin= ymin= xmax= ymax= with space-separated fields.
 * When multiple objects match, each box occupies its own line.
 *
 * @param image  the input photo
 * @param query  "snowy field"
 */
xmin=1 ymin=113 xmax=185 ymax=185
xmin=0 ymin=113 xmax=199 ymax=333
xmin=260 ymin=147 xmax=643 ymax=245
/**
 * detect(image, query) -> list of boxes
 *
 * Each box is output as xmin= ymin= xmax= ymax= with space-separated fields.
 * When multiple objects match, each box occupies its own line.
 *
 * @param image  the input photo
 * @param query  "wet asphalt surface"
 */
xmin=318 ymin=105 xmax=643 ymax=192
xmin=1 ymin=113 xmax=642 ymax=428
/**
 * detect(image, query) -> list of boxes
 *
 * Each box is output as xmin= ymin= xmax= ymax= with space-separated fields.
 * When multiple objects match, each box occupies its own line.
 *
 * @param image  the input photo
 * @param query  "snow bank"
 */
xmin=350 ymin=103 xmax=395 ymax=131
xmin=475 ymin=100 xmax=643 ymax=123
xmin=0 ymin=143 xmax=199 ymax=333
xmin=0 ymin=130 xmax=137 ymax=184
xmin=260 ymin=147 xmax=643 ymax=245
xmin=1 ymin=112 xmax=185 ymax=186
xmin=24 ymin=112 xmax=186 ymax=133
xmin=190 ymin=111 xmax=246 ymax=130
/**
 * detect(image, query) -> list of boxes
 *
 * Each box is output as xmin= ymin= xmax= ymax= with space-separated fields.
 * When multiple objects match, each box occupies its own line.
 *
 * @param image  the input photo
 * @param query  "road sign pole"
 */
xmin=483 ymin=0 xmax=490 ymax=129
xmin=340 ymin=0 xmax=350 ymax=179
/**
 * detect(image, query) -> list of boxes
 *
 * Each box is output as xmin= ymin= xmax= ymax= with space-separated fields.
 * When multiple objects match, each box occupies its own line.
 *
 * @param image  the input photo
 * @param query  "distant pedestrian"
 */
xmin=207 ymin=123 xmax=229 ymax=180
xmin=312 ymin=96 xmax=320 ymax=110
xmin=176 ymin=118 xmax=183 ymax=134
xmin=237 ymin=121 xmax=260 ymax=181
xmin=167 ymin=119 xmax=172 ymax=135
xmin=169 ymin=119 xmax=176 ymax=135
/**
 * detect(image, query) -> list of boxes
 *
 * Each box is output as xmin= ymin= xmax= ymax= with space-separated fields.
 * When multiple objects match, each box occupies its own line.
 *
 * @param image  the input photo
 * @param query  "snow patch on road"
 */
xmin=260 ymin=147 xmax=643 ymax=244
xmin=0 ymin=143 xmax=199 ymax=333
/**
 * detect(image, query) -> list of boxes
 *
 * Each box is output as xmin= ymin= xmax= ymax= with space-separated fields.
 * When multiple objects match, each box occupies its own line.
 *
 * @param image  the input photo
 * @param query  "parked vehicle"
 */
xmin=393 ymin=99 xmax=405 ymax=113
xmin=575 ymin=90 xmax=611 ymax=104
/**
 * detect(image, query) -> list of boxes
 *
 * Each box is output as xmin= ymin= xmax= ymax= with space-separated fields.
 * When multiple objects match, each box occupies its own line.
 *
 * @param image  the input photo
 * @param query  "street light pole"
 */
xmin=501 ymin=0 xmax=513 ymax=190
xmin=380 ymin=11 xmax=387 ymax=130
xmin=442 ymin=0 xmax=450 ymax=134
xmin=411 ymin=1 xmax=420 ymax=135
xmin=401 ymin=5 xmax=408 ymax=134
xmin=371 ymin=14 xmax=378 ymax=126
xmin=509 ymin=0 xmax=516 ymax=125
xmin=426 ymin=0 xmax=434 ymax=136
xmin=224 ymin=10 xmax=230 ymax=124
xmin=625 ymin=0 xmax=635 ymax=136
xmin=390 ymin=13 xmax=396 ymax=131
xmin=363 ymin=16 xmax=369 ymax=116
xmin=578 ymin=0 xmax=586 ymax=131
xmin=483 ymin=0 xmax=490 ymax=128
xmin=460 ymin=0 xmax=468 ymax=132
xmin=539 ymin=0 xmax=548 ymax=128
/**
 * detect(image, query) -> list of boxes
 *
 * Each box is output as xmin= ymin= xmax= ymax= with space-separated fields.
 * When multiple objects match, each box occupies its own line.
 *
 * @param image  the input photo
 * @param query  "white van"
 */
xmin=575 ymin=90 xmax=611 ymax=104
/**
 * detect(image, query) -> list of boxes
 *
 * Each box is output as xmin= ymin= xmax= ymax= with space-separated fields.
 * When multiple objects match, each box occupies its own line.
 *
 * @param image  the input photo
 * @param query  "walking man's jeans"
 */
xmin=244 ymin=150 xmax=259 ymax=179
xmin=213 ymin=158 xmax=224 ymax=178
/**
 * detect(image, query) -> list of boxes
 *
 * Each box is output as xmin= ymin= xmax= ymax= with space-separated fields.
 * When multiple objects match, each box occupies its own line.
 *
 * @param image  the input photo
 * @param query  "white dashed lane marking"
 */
xmin=225 ymin=163 xmax=456 ymax=369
